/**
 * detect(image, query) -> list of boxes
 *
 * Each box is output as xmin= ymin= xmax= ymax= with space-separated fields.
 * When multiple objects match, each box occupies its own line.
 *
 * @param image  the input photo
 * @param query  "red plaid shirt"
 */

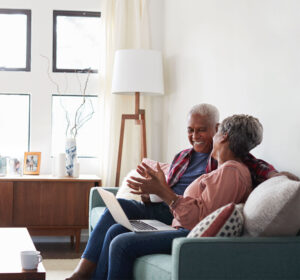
xmin=167 ymin=149 xmax=276 ymax=188
xmin=167 ymin=148 xmax=194 ymax=187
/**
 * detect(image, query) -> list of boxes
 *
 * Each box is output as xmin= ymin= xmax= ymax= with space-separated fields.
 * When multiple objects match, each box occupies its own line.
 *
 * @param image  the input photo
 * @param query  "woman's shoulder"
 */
xmin=221 ymin=160 xmax=249 ymax=171
xmin=220 ymin=160 xmax=251 ymax=181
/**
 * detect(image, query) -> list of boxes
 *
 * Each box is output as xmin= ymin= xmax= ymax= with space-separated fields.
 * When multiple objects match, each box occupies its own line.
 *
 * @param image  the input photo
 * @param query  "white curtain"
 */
xmin=99 ymin=0 xmax=152 ymax=186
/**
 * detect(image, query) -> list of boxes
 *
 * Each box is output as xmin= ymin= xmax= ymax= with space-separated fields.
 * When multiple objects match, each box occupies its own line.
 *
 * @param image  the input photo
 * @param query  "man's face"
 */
xmin=187 ymin=114 xmax=218 ymax=153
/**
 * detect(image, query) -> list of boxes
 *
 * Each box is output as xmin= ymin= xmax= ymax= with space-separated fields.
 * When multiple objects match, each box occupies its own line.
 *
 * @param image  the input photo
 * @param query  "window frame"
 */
xmin=52 ymin=10 xmax=101 ymax=73
xmin=0 ymin=93 xmax=31 ymax=152
xmin=0 ymin=9 xmax=31 ymax=72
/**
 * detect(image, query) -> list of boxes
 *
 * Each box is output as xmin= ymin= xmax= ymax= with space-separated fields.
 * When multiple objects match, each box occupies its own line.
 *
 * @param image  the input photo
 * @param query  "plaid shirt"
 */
xmin=167 ymin=148 xmax=194 ymax=187
xmin=167 ymin=149 xmax=276 ymax=188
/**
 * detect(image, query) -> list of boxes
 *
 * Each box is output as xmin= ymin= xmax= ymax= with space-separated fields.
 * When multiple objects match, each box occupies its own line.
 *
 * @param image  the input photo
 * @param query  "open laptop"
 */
xmin=97 ymin=188 xmax=176 ymax=232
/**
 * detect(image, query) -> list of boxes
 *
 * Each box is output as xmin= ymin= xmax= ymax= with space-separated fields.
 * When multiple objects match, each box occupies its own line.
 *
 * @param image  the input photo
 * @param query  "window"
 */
xmin=0 ymin=94 xmax=31 ymax=157
xmin=0 ymin=9 xmax=31 ymax=71
xmin=51 ymin=94 xmax=100 ymax=158
xmin=53 ymin=10 xmax=101 ymax=73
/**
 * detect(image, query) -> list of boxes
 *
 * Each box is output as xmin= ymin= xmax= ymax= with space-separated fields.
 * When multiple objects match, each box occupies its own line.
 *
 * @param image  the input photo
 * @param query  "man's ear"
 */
xmin=215 ymin=123 xmax=220 ymax=132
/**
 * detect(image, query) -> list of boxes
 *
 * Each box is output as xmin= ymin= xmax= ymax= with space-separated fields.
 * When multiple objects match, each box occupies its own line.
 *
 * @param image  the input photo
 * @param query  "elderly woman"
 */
xmin=67 ymin=113 xmax=264 ymax=280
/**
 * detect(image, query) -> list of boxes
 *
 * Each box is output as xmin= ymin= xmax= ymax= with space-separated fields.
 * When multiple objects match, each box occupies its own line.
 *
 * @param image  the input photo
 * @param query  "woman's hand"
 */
xmin=127 ymin=162 xmax=168 ymax=195
xmin=132 ymin=164 xmax=152 ymax=203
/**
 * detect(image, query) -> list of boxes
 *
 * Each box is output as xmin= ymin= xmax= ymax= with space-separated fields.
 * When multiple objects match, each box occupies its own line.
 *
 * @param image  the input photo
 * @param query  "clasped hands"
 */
xmin=127 ymin=162 xmax=167 ymax=195
xmin=127 ymin=162 xmax=177 ymax=205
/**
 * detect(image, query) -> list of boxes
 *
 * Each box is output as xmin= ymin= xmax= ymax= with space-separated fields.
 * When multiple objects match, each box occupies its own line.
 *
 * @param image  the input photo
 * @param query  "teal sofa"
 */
xmin=89 ymin=187 xmax=300 ymax=280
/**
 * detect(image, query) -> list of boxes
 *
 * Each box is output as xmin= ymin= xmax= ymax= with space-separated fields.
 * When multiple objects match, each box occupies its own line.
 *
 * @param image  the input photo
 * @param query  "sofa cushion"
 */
xmin=90 ymin=207 xmax=106 ymax=231
xmin=133 ymin=254 xmax=171 ymax=280
xmin=243 ymin=175 xmax=300 ymax=236
xmin=187 ymin=203 xmax=244 ymax=238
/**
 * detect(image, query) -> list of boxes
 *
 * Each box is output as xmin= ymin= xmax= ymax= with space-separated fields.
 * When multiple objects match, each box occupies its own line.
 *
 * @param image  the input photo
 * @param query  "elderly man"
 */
xmin=67 ymin=103 xmax=293 ymax=280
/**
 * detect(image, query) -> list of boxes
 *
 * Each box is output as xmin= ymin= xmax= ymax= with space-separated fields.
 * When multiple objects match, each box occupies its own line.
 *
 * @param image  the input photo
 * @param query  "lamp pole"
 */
xmin=115 ymin=92 xmax=147 ymax=186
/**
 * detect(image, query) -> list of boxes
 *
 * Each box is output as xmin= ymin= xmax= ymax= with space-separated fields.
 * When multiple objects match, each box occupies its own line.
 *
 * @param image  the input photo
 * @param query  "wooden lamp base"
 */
xmin=115 ymin=92 xmax=147 ymax=186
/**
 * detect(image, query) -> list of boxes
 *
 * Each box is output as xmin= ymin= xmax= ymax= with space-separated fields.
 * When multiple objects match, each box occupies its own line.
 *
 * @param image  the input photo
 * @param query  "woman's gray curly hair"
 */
xmin=219 ymin=114 xmax=263 ymax=158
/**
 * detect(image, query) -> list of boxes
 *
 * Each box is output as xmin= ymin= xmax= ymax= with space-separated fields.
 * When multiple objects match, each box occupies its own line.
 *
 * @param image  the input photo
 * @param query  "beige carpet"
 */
xmin=43 ymin=259 xmax=79 ymax=280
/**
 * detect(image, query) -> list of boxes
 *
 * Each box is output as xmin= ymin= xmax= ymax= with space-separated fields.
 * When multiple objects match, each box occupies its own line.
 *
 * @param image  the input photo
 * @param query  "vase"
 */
xmin=65 ymin=138 xmax=77 ymax=177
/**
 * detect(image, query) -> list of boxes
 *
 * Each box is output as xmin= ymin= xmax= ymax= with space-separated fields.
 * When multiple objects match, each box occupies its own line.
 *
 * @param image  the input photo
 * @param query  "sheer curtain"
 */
xmin=99 ymin=0 xmax=152 ymax=186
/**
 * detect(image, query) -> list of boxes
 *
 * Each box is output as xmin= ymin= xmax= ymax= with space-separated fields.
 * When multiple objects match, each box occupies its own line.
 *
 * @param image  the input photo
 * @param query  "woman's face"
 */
xmin=211 ymin=129 xmax=223 ymax=158
xmin=187 ymin=114 xmax=217 ymax=153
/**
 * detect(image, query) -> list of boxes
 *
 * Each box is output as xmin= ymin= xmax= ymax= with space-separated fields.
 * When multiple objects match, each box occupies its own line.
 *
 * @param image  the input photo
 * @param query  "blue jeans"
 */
xmin=82 ymin=199 xmax=189 ymax=280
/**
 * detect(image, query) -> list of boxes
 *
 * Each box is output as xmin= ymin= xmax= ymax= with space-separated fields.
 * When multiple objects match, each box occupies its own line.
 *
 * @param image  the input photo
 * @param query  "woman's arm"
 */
xmin=171 ymin=164 xmax=251 ymax=230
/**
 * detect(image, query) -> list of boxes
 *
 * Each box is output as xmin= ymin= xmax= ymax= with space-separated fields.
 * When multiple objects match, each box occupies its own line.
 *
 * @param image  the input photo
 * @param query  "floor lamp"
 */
xmin=112 ymin=49 xmax=164 ymax=186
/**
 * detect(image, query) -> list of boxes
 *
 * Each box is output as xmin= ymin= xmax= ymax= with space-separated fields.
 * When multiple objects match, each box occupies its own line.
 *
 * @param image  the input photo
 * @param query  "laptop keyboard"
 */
xmin=130 ymin=220 xmax=157 ymax=231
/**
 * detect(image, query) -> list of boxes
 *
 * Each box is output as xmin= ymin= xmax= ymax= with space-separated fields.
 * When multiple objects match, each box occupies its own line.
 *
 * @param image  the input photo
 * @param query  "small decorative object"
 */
xmin=55 ymin=153 xmax=66 ymax=177
xmin=73 ymin=159 xmax=80 ymax=178
xmin=0 ymin=156 xmax=7 ymax=176
xmin=65 ymin=138 xmax=76 ymax=176
xmin=23 ymin=152 xmax=41 ymax=175
xmin=7 ymin=157 xmax=22 ymax=176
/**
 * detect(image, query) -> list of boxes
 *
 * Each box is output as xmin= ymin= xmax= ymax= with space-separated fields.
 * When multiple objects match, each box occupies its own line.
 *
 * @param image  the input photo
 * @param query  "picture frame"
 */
xmin=23 ymin=152 xmax=41 ymax=175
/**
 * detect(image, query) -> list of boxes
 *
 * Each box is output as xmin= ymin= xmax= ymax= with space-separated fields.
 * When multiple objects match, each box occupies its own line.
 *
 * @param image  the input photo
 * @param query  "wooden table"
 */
xmin=0 ymin=228 xmax=46 ymax=280
xmin=0 ymin=175 xmax=101 ymax=252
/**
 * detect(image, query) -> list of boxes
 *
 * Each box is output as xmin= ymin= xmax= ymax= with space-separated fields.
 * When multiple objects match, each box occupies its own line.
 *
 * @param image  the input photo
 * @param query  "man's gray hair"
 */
xmin=188 ymin=103 xmax=220 ymax=125
xmin=219 ymin=114 xmax=263 ymax=158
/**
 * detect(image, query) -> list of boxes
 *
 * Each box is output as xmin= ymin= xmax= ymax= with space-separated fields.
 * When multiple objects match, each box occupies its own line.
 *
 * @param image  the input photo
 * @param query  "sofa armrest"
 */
xmin=89 ymin=187 xmax=119 ymax=208
xmin=89 ymin=187 xmax=119 ymax=234
xmin=171 ymin=237 xmax=300 ymax=280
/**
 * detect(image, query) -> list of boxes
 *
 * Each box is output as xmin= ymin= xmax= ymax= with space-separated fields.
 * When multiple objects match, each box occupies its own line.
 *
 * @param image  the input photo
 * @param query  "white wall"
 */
xmin=147 ymin=0 xmax=165 ymax=161
xmin=3 ymin=0 xmax=299 ymax=181
xmin=0 ymin=0 xmax=102 ymax=175
xmin=161 ymin=0 xmax=300 ymax=176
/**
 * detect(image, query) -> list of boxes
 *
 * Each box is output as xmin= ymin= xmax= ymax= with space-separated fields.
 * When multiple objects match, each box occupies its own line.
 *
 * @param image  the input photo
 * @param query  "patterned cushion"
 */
xmin=187 ymin=203 xmax=244 ymax=238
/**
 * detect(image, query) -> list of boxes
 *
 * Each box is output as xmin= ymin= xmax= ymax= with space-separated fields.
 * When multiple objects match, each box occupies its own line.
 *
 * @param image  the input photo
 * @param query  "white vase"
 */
xmin=65 ymin=138 xmax=77 ymax=177
xmin=54 ymin=153 xmax=66 ymax=177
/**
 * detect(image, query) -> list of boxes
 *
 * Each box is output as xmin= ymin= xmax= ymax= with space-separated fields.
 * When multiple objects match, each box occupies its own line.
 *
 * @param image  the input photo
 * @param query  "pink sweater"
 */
xmin=171 ymin=160 xmax=252 ymax=230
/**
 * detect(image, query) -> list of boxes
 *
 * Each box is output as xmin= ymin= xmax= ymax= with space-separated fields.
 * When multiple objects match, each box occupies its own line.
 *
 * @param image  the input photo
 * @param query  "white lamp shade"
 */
xmin=111 ymin=49 xmax=164 ymax=96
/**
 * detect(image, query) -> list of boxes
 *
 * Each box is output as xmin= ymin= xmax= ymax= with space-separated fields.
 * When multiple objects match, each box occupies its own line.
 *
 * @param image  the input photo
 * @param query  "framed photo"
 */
xmin=23 ymin=152 xmax=41 ymax=175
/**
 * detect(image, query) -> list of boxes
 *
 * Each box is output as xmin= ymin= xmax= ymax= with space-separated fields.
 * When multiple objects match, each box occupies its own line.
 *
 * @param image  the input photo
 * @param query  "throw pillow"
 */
xmin=116 ymin=169 xmax=142 ymax=201
xmin=243 ymin=175 xmax=300 ymax=237
xmin=142 ymin=158 xmax=170 ymax=175
xmin=187 ymin=203 xmax=244 ymax=238
xmin=116 ymin=158 xmax=170 ymax=202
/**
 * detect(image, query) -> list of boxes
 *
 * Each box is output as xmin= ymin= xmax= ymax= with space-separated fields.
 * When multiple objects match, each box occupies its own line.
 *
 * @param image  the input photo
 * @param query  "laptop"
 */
xmin=97 ymin=188 xmax=176 ymax=232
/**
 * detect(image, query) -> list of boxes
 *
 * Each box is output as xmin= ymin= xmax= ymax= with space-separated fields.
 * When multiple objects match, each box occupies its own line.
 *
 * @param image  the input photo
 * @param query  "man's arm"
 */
xmin=268 ymin=170 xmax=300 ymax=181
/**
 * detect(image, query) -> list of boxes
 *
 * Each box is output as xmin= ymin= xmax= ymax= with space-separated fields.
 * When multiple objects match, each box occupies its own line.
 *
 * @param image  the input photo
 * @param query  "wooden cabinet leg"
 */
xmin=70 ymin=235 xmax=74 ymax=247
xmin=75 ymin=230 xmax=81 ymax=253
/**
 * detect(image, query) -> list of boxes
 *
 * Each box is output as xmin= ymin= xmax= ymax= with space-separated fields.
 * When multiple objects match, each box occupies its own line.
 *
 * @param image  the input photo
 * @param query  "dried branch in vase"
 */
xmin=41 ymin=54 xmax=95 ymax=139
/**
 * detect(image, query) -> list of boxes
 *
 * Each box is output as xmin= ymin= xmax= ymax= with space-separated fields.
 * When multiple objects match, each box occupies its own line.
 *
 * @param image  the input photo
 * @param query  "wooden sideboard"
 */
xmin=0 ymin=175 xmax=101 ymax=252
